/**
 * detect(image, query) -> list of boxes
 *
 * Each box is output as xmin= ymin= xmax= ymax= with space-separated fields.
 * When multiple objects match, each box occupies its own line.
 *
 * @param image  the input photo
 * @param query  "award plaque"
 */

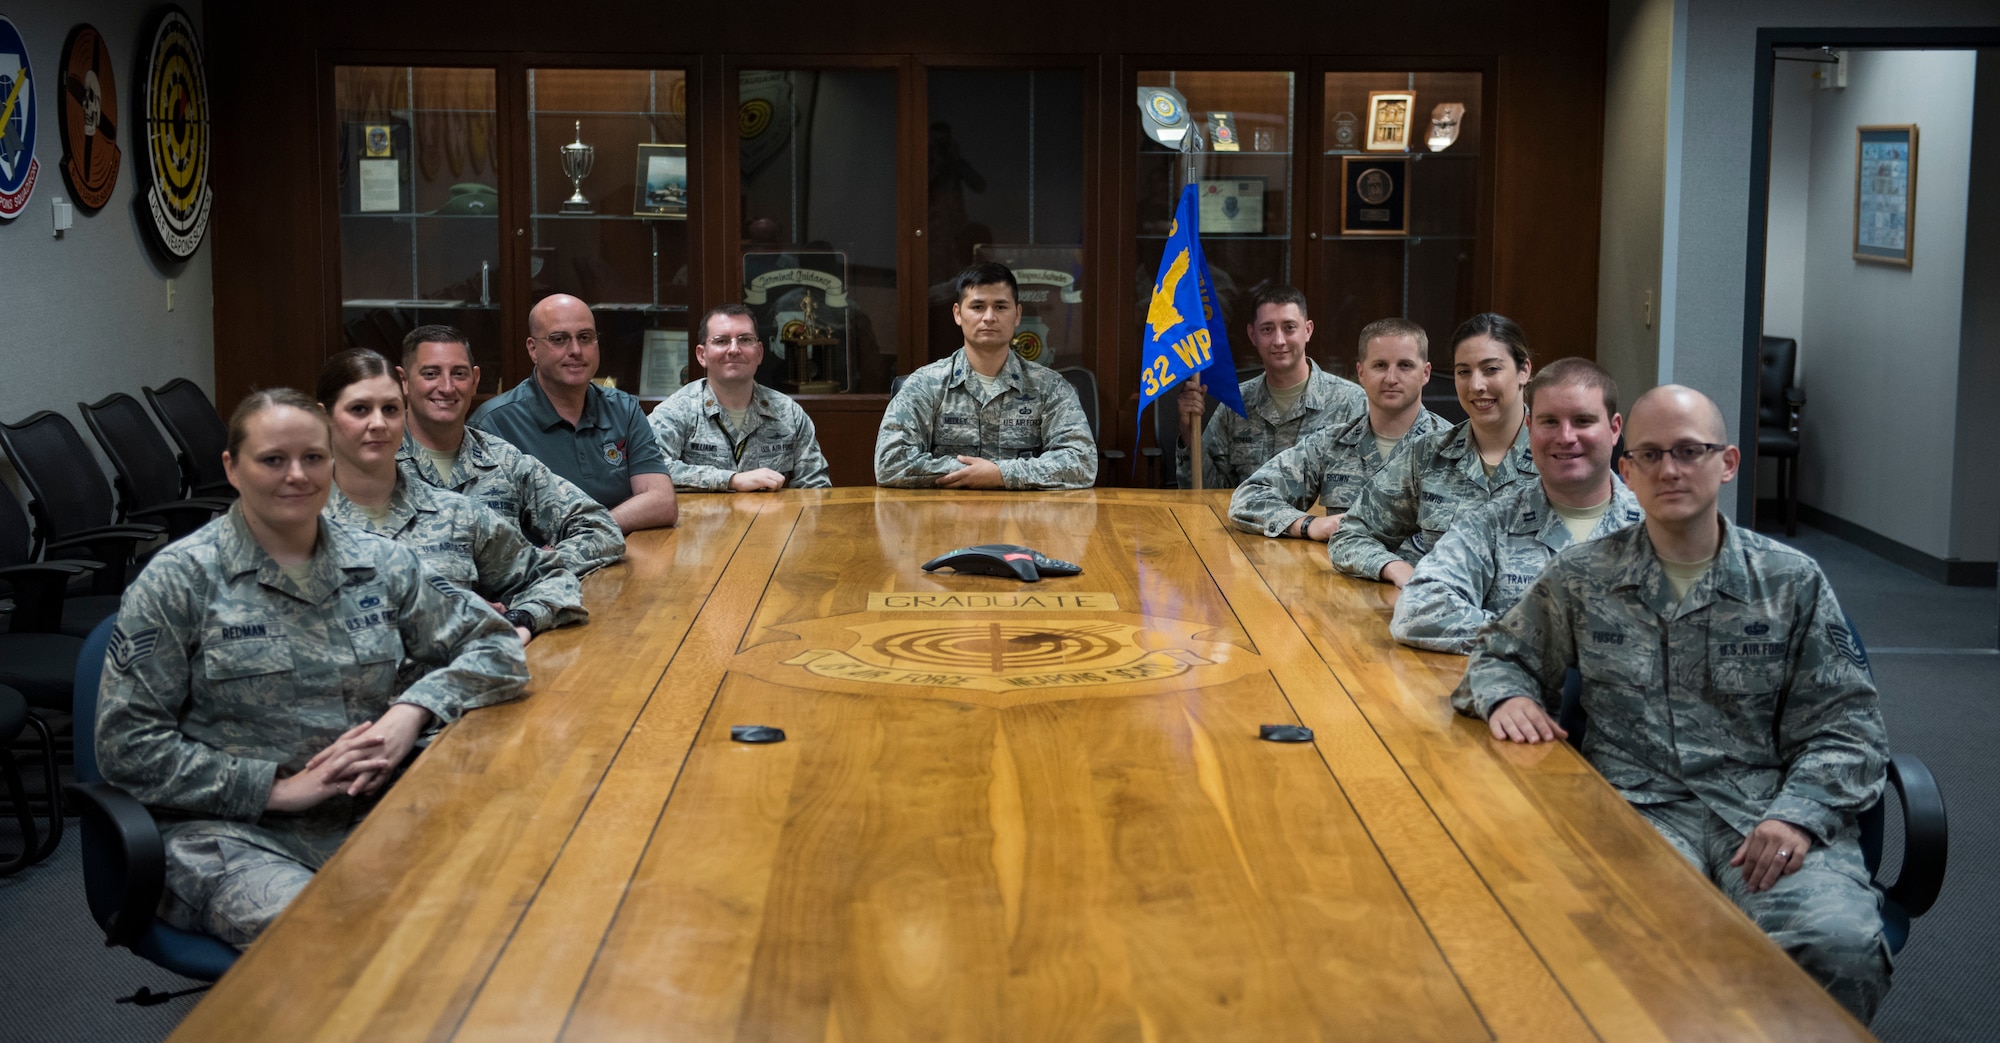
xmin=1196 ymin=177 xmax=1265 ymax=235
xmin=1365 ymin=90 xmax=1415 ymax=152
xmin=1339 ymin=156 xmax=1408 ymax=236
xmin=1208 ymin=112 xmax=1240 ymax=152
xmin=1331 ymin=111 xmax=1359 ymax=151
xmin=1138 ymin=86 xmax=1191 ymax=146
xmin=633 ymin=142 xmax=687 ymax=218
xmin=1427 ymin=102 xmax=1465 ymax=152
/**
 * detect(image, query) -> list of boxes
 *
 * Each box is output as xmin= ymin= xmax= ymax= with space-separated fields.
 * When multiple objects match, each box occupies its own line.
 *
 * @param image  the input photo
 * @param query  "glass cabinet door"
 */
xmin=738 ymin=68 xmax=899 ymax=395
xmin=333 ymin=66 xmax=503 ymax=392
xmin=527 ymin=68 xmax=693 ymax=398
xmin=1134 ymin=70 xmax=1295 ymax=360
xmin=925 ymin=68 xmax=1086 ymax=369
xmin=1316 ymin=70 xmax=1483 ymax=369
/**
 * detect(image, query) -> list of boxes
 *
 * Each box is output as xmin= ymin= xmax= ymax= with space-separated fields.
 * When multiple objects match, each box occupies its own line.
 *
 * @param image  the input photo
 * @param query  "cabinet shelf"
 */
xmin=530 ymin=212 xmax=682 ymax=221
xmin=342 ymin=300 xmax=499 ymax=309
xmin=340 ymin=212 xmax=498 ymax=220
xmin=1322 ymin=149 xmax=1478 ymax=160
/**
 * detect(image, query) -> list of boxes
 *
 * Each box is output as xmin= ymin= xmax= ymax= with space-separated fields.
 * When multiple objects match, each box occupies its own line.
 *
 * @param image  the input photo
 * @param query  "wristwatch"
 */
xmin=501 ymin=608 xmax=536 ymax=633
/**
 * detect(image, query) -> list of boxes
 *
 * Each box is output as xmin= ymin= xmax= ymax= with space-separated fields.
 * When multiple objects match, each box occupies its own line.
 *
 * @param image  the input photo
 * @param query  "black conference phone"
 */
xmin=920 ymin=544 xmax=1082 ymax=583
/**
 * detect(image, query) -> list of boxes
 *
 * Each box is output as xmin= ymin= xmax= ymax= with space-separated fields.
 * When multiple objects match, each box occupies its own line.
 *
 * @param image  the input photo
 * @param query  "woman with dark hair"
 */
xmin=315 ymin=348 xmax=585 ymax=644
xmin=95 ymin=388 xmax=528 ymax=945
xmin=1329 ymin=313 xmax=1538 ymax=586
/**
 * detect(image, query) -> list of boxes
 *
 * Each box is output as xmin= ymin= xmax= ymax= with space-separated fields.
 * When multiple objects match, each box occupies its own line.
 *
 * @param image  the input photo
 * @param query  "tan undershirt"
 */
xmin=279 ymin=561 xmax=315 ymax=585
xmin=968 ymin=370 xmax=1003 ymax=399
xmin=721 ymin=405 xmax=750 ymax=440
xmin=1266 ymin=376 xmax=1307 ymax=416
xmin=1551 ymin=494 xmax=1612 ymax=544
xmin=1660 ymin=552 xmax=1717 ymax=604
xmin=421 ymin=445 xmax=458 ymax=476
xmin=1372 ymin=431 xmax=1400 ymax=462
xmin=357 ymin=500 xmax=393 ymax=524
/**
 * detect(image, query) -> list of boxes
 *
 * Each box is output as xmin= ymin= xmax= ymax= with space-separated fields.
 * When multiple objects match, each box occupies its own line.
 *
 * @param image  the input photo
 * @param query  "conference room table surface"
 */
xmin=167 ymin=488 xmax=1873 ymax=1042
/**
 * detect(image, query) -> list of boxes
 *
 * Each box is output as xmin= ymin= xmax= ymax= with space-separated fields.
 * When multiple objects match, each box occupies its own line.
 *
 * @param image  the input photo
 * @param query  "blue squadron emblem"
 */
xmin=0 ymin=16 xmax=43 ymax=221
xmin=1147 ymin=90 xmax=1182 ymax=126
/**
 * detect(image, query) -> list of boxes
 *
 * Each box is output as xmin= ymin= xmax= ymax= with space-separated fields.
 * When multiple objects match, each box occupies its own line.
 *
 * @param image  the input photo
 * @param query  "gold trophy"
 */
xmin=559 ymin=120 xmax=595 ymax=214
xmin=780 ymin=290 xmax=841 ymax=394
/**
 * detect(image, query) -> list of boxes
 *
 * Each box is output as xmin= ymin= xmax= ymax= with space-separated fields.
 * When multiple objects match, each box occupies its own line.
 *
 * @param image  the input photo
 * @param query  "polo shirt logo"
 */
xmin=603 ymin=440 xmax=626 ymax=464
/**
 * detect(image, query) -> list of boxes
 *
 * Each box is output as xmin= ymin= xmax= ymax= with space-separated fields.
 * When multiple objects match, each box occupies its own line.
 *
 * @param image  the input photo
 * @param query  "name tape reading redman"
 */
xmin=782 ymin=648 xmax=1210 ymax=693
xmin=867 ymin=592 xmax=1121 ymax=612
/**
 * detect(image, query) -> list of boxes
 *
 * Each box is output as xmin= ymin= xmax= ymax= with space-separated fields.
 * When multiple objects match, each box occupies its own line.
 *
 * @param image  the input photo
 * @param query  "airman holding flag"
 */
xmin=1137 ymin=183 xmax=1246 ymax=488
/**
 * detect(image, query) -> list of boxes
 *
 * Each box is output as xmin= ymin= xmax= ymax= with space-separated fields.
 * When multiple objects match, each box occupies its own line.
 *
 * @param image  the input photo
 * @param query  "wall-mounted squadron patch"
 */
xmin=0 ymin=15 xmax=42 ymax=220
xmin=58 ymin=24 xmax=119 ymax=212
xmin=133 ymin=6 xmax=210 ymax=260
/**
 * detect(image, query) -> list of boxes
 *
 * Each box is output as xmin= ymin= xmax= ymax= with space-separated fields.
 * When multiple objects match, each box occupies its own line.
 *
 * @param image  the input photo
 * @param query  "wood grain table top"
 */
xmin=167 ymin=488 xmax=1871 ymax=1042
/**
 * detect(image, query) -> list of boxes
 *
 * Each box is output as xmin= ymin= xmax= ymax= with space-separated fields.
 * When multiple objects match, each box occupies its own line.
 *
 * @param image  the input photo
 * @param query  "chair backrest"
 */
xmin=80 ymin=393 xmax=188 ymax=516
xmin=72 ymin=613 xmax=117 ymax=785
xmin=889 ymin=374 xmax=910 ymax=397
xmin=144 ymin=379 xmax=230 ymax=494
xmin=0 ymin=411 xmax=119 ymax=545
xmin=1757 ymin=336 xmax=1797 ymax=428
xmin=0 ymin=480 xmax=33 ymax=572
xmin=1056 ymin=367 xmax=1100 ymax=441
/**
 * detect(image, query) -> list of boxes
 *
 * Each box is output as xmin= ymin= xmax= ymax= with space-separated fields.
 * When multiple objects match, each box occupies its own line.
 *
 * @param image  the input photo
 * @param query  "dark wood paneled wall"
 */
xmin=206 ymin=1 xmax=1606 ymax=481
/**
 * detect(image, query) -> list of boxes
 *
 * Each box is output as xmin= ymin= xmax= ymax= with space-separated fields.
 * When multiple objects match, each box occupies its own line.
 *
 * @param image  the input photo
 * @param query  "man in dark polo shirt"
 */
xmin=470 ymin=294 xmax=678 ymax=532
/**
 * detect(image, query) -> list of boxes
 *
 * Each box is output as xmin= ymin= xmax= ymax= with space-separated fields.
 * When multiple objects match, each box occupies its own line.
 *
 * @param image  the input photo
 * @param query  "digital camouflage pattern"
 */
xmin=1177 ymin=360 xmax=1366 ymax=489
xmin=1327 ymin=417 xmax=1538 ymax=579
xmin=647 ymin=379 xmax=831 ymax=491
xmin=1391 ymin=476 xmax=1642 ymax=653
xmin=1228 ymin=407 xmax=1444 ymax=538
xmin=325 ymin=477 xmax=586 ymax=634
xmin=1453 ymin=517 xmax=1892 ymax=1021
xmin=98 ymin=507 xmax=529 ymax=943
xmin=398 ymin=426 xmax=623 ymax=576
xmin=874 ymin=347 xmax=1096 ymax=489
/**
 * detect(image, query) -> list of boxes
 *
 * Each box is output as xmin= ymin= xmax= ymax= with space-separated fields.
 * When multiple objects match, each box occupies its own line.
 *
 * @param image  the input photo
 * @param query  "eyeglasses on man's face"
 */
xmin=535 ymin=330 xmax=598 ymax=349
xmin=1621 ymin=443 xmax=1727 ymax=469
xmin=706 ymin=334 xmax=762 ymax=350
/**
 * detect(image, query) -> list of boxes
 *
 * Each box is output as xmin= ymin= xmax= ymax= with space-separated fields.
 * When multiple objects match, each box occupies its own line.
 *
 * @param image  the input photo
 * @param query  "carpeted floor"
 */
xmin=0 ymin=521 xmax=1992 ymax=1042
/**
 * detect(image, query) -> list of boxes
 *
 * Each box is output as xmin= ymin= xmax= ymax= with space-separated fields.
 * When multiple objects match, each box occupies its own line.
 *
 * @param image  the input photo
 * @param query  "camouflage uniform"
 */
xmin=1176 ymin=360 xmax=1366 ymax=489
xmin=1228 ymin=407 xmax=1444 ymax=538
xmin=1391 ymin=477 xmax=1643 ymax=653
xmin=398 ymin=427 xmax=624 ymax=576
xmin=874 ymin=347 xmax=1096 ymax=489
xmin=1454 ymin=519 xmax=1892 ymax=1019
xmin=647 ymin=379 xmax=832 ymax=491
xmin=97 ymin=507 xmax=529 ymax=945
xmin=325 ymin=478 xmax=586 ymax=635
xmin=1327 ymin=418 xmax=1538 ymax=579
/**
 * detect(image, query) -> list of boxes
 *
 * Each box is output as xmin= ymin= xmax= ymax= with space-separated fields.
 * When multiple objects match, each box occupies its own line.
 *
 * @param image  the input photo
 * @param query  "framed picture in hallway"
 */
xmin=1853 ymin=124 xmax=1917 ymax=267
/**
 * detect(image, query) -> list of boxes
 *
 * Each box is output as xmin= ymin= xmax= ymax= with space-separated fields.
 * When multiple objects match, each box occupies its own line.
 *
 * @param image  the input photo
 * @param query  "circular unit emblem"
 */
xmin=1009 ymin=329 xmax=1044 ymax=362
xmin=0 ymin=15 xmax=42 ymax=220
xmin=871 ymin=625 xmax=1127 ymax=673
xmin=134 ymin=6 xmax=211 ymax=260
xmin=60 ymin=25 xmax=121 ymax=211
xmin=739 ymin=97 xmax=773 ymax=139
xmin=1145 ymin=89 xmax=1182 ymax=126
xmin=1356 ymin=168 xmax=1394 ymax=206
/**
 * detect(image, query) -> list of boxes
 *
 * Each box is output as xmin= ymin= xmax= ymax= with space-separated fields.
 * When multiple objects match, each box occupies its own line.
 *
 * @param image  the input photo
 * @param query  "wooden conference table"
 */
xmin=170 ymin=489 xmax=1871 ymax=1042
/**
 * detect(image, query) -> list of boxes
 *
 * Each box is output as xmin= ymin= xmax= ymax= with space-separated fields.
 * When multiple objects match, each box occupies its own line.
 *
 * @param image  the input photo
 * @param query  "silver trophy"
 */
xmin=559 ymin=120 xmax=595 ymax=214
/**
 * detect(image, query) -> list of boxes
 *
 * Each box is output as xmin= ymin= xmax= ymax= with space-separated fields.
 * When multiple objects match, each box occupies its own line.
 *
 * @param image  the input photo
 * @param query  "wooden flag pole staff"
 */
xmin=1180 ymin=125 xmax=1207 ymax=491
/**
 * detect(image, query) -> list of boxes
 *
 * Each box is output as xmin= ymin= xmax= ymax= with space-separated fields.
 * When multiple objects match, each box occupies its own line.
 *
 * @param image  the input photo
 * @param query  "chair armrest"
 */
xmin=1138 ymin=447 xmax=1162 ymax=459
xmin=128 ymin=500 xmax=230 ymax=539
xmin=48 ymin=527 xmax=165 ymax=594
xmin=1785 ymin=387 xmax=1806 ymax=406
xmin=1882 ymin=753 xmax=1947 ymax=917
xmin=49 ymin=524 xmax=168 ymax=548
xmin=191 ymin=480 xmax=236 ymax=500
xmin=0 ymin=560 xmax=99 ymax=633
xmin=65 ymin=781 xmax=167 ymax=949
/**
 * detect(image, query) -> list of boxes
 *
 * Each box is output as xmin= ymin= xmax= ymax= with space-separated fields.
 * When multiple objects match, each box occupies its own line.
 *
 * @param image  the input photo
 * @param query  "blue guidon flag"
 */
xmin=1137 ymin=183 xmax=1244 ymax=436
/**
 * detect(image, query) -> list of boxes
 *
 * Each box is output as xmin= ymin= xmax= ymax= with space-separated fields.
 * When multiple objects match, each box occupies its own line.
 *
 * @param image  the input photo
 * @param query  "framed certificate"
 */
xmin=1195 ymin=177 xmax=1265 ymax=235
xmin=1366 ymin=90 xmax=1416 ymax=152
xmin=638 ymin=328 xmax=689 ymax=397
xmin=1340 ymin=156 xmax=1409 ymax=236
xmin=1853 ymin=124 xmax=1918 ymax=267
xmin=634 ymin=143 xmax=688 ymax=218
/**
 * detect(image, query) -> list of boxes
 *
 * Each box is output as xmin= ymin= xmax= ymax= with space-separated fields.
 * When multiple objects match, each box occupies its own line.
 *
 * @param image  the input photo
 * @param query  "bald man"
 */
xmin=1453 ymin=385 xmax=1892 ymax=1021
xmin=471 ymin=294 xmax=678 ymax=533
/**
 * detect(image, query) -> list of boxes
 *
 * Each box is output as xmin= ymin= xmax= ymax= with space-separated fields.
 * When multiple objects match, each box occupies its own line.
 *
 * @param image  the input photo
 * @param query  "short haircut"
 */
xmin=1449 ymin=313 xmax=1532 ymax=370
xmin=226 ymin=387 xmax=328 ymax=456
xmin=1356 ymin=317 xmax=1428 ymax=361
xmin=315 ymin=348 xmax=397 ymax=411
xmin=1526 ymin=356 xmax=1618 ymax=416
xmin=697 ymin=304 xmax=758 ymax=346
xmin=401 ymin=324 xmax=470 ymax=367
xmin=954 ymin=261 xmax=1018 ymax=303
xmin=1246 ymin=284 xmax=1309 ymax=323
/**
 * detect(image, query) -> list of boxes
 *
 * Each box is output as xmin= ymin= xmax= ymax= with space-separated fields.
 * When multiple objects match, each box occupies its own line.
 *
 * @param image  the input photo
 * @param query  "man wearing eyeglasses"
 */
xmin=1390 ymin=358 xmax=1642 ymax=653
xmin=1454 ymin=385 xmax=1891 ymax=1021
xmin=471 ymin=294 xmax=679 ymax=532
xmin=647 ymin=304 xmax=830 ymax=491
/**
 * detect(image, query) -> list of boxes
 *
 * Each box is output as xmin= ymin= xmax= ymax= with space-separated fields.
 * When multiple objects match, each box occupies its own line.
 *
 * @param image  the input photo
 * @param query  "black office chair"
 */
xmin=1056 ymin=367 xmax=1124 ymax=486
xmin=0 ymin=684 xmax=62 ymax=875
xmin=0 ymin=411 xmax=174 ymax=593
xmin=1757 ymin=335 xmax=1806 ymax=537
xmin=80 ymin=393 xmax=232 ymax=539
xmin=889 ymin=374 xmax=910 ymax=397
xmin=1556 ymin=618 xmax=1945 ymax=953
xmin=143 ymin=378 xmax=236 ymax=501
xmin=68 ymin=614 xmax=241 ymax=996
xmin=1 ymin=479 xmax=117 ymax=638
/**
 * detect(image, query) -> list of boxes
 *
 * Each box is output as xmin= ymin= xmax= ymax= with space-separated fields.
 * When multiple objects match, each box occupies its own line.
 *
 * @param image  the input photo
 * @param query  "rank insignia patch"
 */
xmin=107 ymin=626 xmax=162 ymax=670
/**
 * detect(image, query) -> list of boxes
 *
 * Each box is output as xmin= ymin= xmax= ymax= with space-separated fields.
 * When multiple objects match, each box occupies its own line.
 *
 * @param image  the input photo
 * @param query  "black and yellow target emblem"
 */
xmin=134 ymin=6 xmax=210 ymax=260
xmin=739 ymin=98 xmax=773 ymax=139
xmin=1010 ymin=329 xmax=1044 ymax=362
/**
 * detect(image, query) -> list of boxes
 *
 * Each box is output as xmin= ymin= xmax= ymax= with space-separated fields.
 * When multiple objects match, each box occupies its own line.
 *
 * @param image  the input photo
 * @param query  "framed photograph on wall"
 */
xmin=1340 ymin=156 xmax=1409 ymax=235
xmin=1195 ymin=177 xmax=1266 ymax=234
xmin=634 ymin=143 xmax=688 ymax=218
xmin=1853 ymin=124 xmax=1918 ymax=267
xmin=1365 ymin=90 xmax=1415 ymax=152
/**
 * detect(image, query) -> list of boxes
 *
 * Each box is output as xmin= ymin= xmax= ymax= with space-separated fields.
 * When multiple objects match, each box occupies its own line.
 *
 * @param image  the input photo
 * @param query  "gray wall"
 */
xmin=1657 ymin=0 xmax=2000 ymax=518
xmin=1 ymin=1 xmax=213 ymax=504
xmin=1795 ymin=50 xmax=1978 ymax=561
xmin=1595 ymin=0 xmax=1673 ymax=413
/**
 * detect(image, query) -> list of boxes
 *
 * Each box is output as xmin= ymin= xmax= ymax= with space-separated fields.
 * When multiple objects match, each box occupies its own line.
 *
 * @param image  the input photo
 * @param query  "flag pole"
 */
xmin=1179 ymin=123 xmax=1206 ymax=491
